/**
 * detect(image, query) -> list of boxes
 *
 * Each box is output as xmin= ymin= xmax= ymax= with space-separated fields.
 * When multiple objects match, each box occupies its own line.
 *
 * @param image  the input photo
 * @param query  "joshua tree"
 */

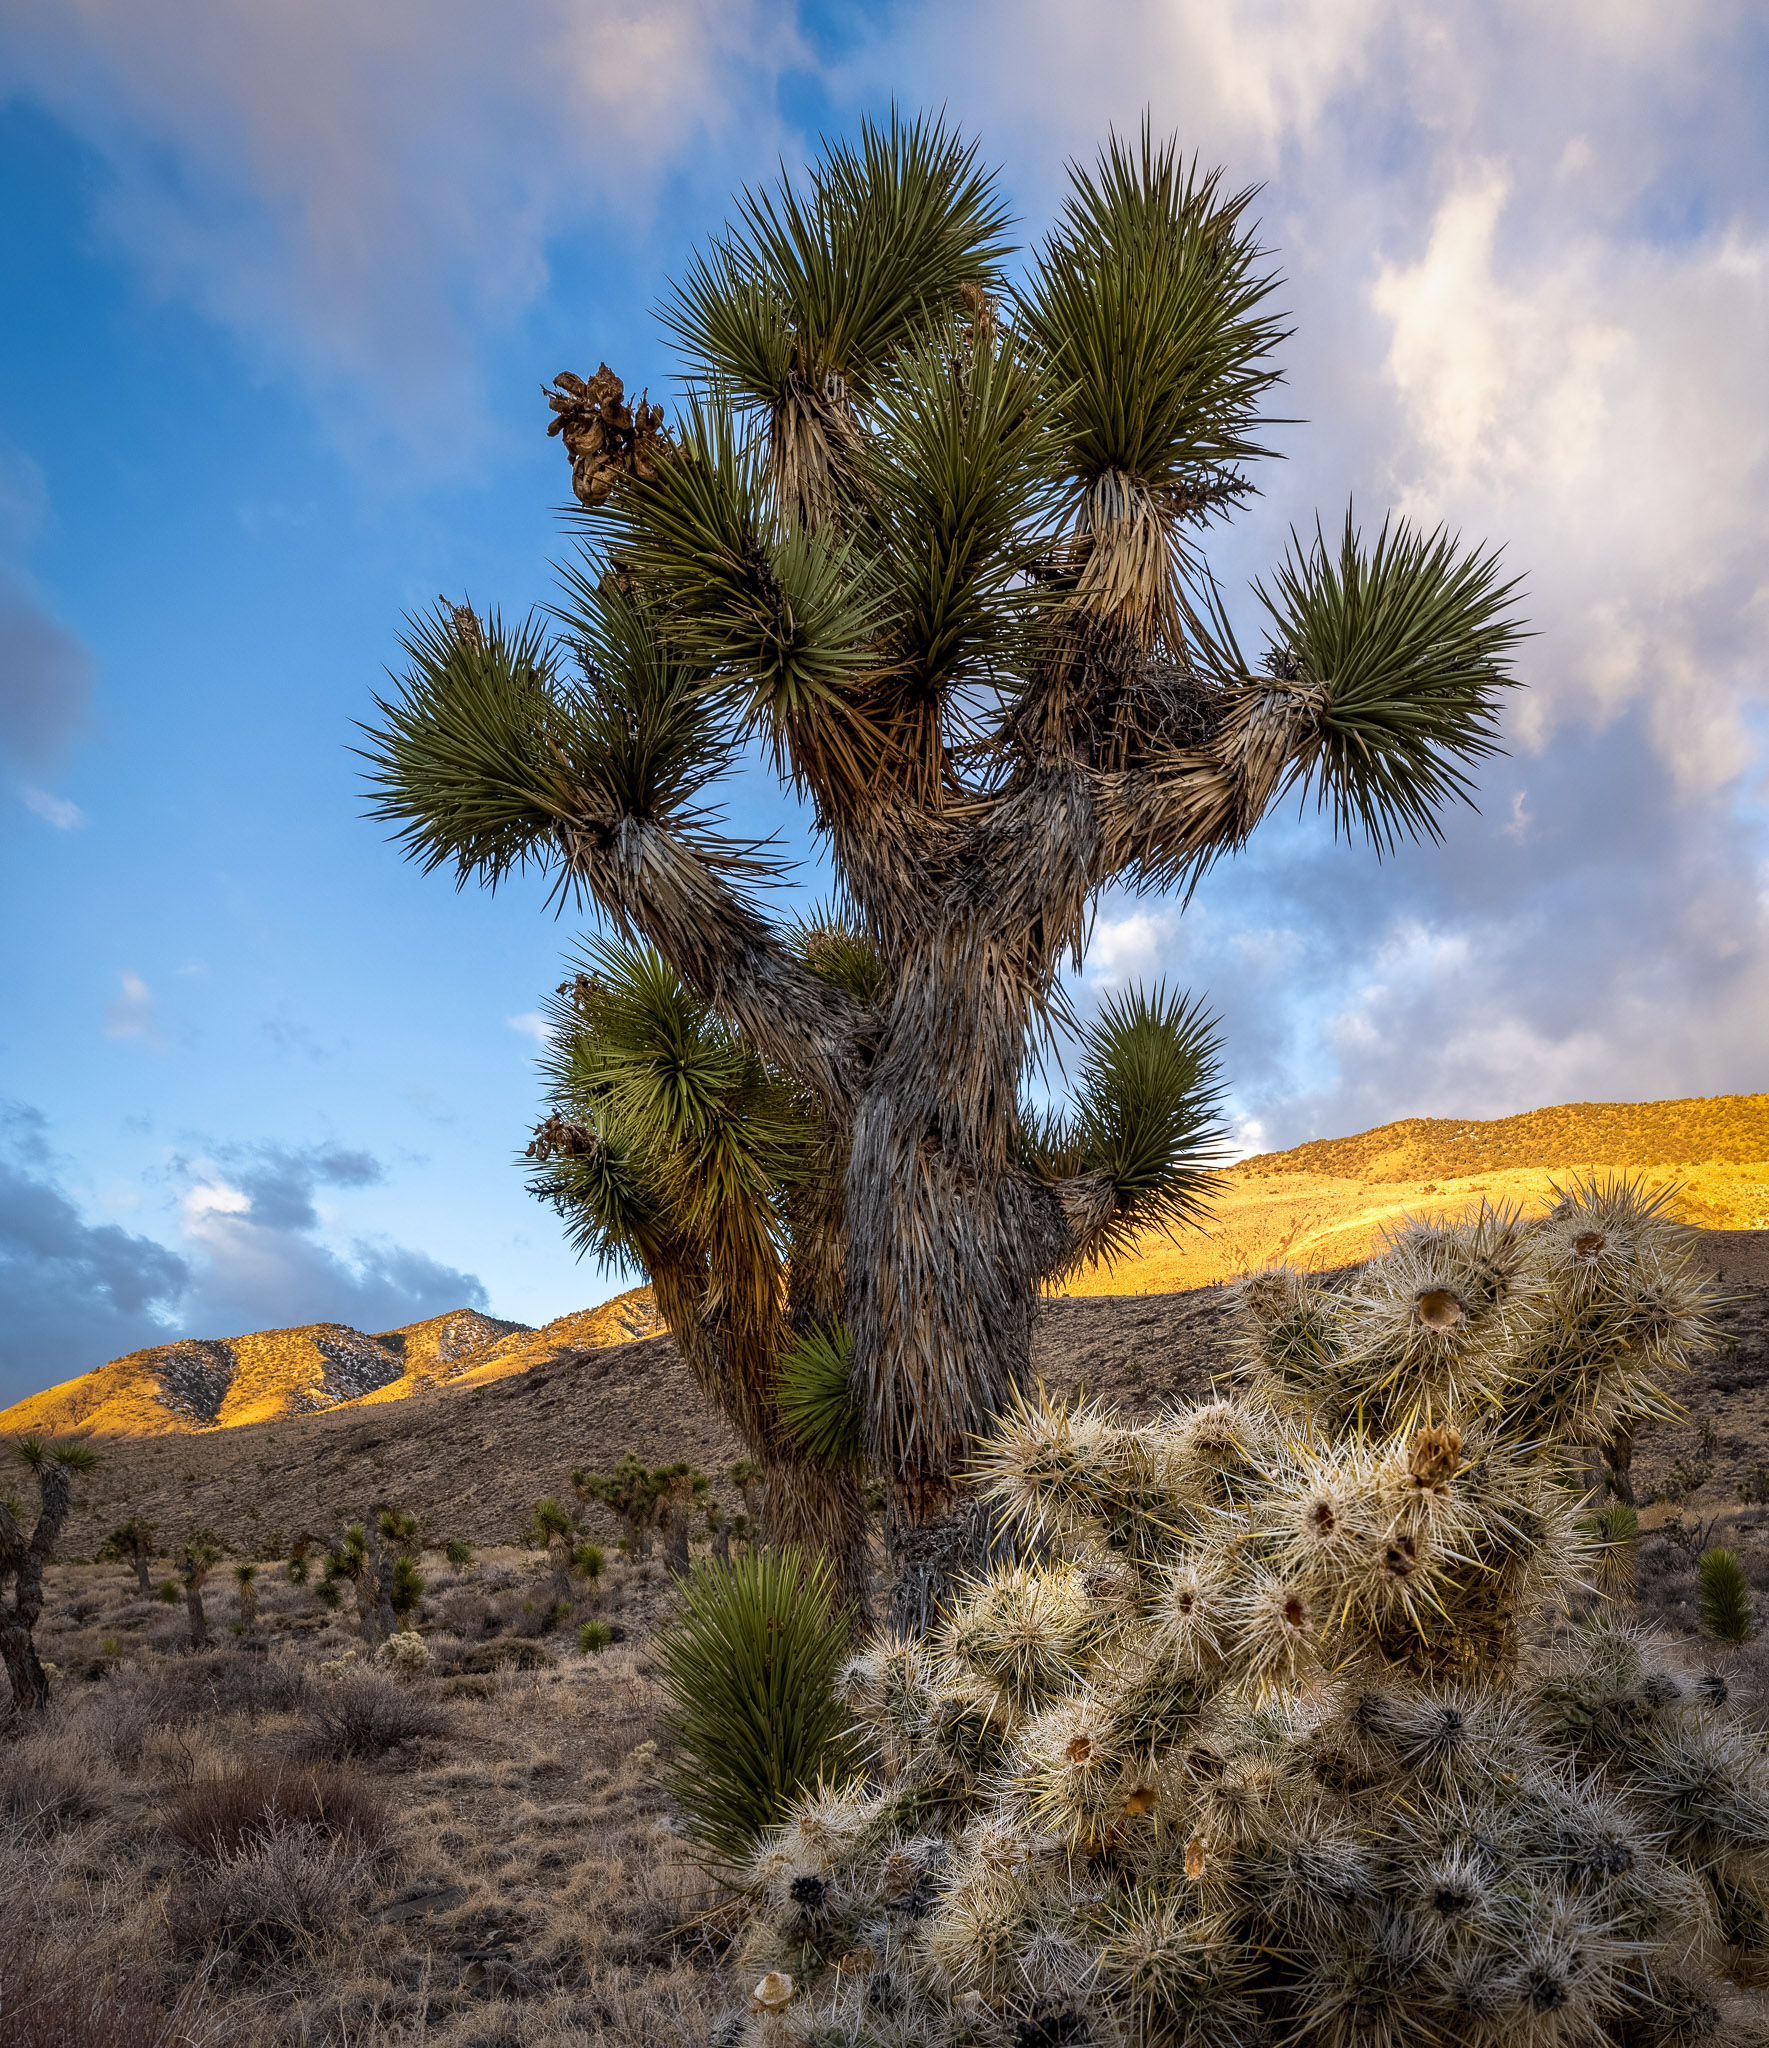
xmin=320 ymin=1522 xmax=382 ymax=1646
xmin=98 ymin=1514 xmax=158 ymax=1596
xmin=176 ymin=1528 xmax=225 ymax=1651
xmin=376 ymin=1507 xmax=426 ymax=1630
xmin=364 ymin=118 xmax=1522 ymax=1613
xmin=726 ymin=1179 xmax=1746 ymax=2046
xmin=0 ymin=1436 xmax=98 ymax=1711
xmin=573 ymin=1453 xmax=706 ymax=1562
xmin=528 ymin=1495 xmax=581 ymax=1614
xmin=233 ymin=1562 xmax=260 ymax=1630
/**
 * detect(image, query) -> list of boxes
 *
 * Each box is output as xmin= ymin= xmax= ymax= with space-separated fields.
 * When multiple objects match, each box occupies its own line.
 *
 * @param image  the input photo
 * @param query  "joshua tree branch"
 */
xmin=559 ymin=812 xmax=871 ymax=1119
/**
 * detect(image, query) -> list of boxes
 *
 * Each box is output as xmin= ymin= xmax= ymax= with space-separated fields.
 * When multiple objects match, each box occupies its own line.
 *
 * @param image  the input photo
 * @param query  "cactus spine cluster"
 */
xmin=729 ymin=1179 xmax=1769 ymax=2047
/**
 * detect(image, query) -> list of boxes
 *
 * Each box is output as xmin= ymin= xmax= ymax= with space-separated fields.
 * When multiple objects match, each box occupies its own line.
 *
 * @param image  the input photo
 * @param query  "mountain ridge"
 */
xmin=7 ymin=1091 xmax=1764 ymax=1438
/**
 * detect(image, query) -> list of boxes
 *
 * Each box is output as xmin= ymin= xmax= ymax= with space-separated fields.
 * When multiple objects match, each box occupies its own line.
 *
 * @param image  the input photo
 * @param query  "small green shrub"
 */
xmin=444 ymin=1538 xmax=473 ymax=1567
xmin=157 ymin=1580 xmax=179 ymax=1604
xmin=1699 ymin=1547 xmax=1753 ymax=1642
xmin=655 ymin=1545 xmax=853 ymax=1865
xmin=577 ymin=1620 xmax=614 ymax=1654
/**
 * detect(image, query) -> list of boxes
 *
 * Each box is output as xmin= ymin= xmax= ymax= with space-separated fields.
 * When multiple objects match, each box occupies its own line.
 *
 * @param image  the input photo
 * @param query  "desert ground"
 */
xmin=6 ymin=1230 xmax=1769 ymax=2045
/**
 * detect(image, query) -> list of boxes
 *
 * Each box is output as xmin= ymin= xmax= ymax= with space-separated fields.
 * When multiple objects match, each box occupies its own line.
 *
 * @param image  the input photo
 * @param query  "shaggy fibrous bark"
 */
xmin=0 ymin=1440 xmax=96 ymax=1712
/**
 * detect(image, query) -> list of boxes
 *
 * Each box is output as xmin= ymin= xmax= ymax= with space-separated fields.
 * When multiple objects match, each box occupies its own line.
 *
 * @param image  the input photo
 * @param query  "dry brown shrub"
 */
xmin=0 ymin=1917 xmax=224 ymax=2046
xmin=167 ymin=1818 xmax=380 ymax=1967
xmin=0 ymin=1725 xmax=118 ymax=1831
xmin=127 ymin=1648 xmax=309 ymax=1722
xmin=165 ymin=1758 xmax=392 ymax=1861
xmin=303 ymin=1669 xmax=451 ymax=1757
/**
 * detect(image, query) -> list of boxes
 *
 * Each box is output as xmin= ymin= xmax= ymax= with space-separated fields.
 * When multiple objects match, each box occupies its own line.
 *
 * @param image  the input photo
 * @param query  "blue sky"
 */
xmin=2 ymin=1 xmax=1765 ymax=1402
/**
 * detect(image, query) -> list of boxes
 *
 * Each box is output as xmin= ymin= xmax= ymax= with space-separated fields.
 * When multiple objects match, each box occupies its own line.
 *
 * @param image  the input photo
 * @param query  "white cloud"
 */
xmin=1 ymin=0 xmax=804 ymax=466
xmin=20 ymin=785 xmax=85 ymax=828
xmin=507 ymin=1011 xmax=553 ymax=1046
xmin=104 ymin=969 xmax=159 ymax=1044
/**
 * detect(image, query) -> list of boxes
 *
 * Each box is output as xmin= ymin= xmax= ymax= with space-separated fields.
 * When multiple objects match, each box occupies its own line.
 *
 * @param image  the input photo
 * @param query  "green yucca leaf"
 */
xmin=1699 ymin=1548 xmax=1753 ymax=1644
xmin=776 ymin=1323 xmax=863 ymax=1470
xmin=656 ymin=1546 xmax=856 ymax=1864
xmin=1024 ymin=124 xmax=1287 ymax=505
xmin=861 ymin=323 xmax=1062 ymax=696
xmin=1252 ymin=509 xmax=1527 ymax=852
xmin=1024 ymin=986 xmax=1226 ymax=1269
xmin=662 ymin=109 xmax=1013 ymax=411
xmin=601 ymin=397 xmax=889 ymax=756
xmin=789 ymin=905 xmax=888 ymax=1005
xmin=359 ymin=605 xmax=573 ymax=890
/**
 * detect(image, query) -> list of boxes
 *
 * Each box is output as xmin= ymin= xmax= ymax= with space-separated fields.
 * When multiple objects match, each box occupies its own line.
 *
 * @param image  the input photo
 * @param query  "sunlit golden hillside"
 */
xmin=1056 ymin=1091 xmax=1769 ymax=1297
xmin=7 ymin=1093 xmax=1763 ymax=1439
xmin=0 ymin=1290 xmax=663 ymax=1439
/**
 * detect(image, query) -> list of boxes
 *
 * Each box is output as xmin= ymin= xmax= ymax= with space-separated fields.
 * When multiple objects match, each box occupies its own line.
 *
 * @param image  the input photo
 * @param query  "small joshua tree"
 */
xmin=98 ymin=1514 xmax=158 ymax=1596
xmin=320 ymin=1523 xmax=381 ymax=1645
xmin=176 ymin=1528 xmax=225 ymax=1651
xmin=528 ymin=1495 xmax=581 ymax=1616
xmin=574 ymin=1453 xmax=707 ymax=1563
xmin=725 ymin=1178 xmax=1763 ymax=2047
xmin=378 ymin=1508 xmax=426 ymax=1629
xmin=233 ymin=1562 xmax=260 ymax=1631
xmin=0 ymin=1436 xmax=98 ymax=1710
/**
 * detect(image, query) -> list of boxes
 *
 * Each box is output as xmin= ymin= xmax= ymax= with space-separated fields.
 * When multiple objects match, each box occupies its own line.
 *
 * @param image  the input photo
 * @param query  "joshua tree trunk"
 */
xmin=238 ymin=1579 xmax=259 ymax=1628
xmin=353 ymin=1571 xmax=383 ymax=1648
xmin=0 ymin=1626 xmax=49 ymax=1711
xmin=547 ymin=1535 xmax=573 ymax=1614
xmin=663 ymin=1501 xmax=693 ymax=1581
xmin=134 ymin=1551 xmax=153 ymax=1597
xmin=367 ymin=1516 xmax=397 ymax=1642
xmin=1603 ymin=1424 xmax=1638 ymax=1507
xmin=186 ymin=1584 xmax=208 ymax=1649
xmin=1 ymin=1457 xmax=82 ymax=1712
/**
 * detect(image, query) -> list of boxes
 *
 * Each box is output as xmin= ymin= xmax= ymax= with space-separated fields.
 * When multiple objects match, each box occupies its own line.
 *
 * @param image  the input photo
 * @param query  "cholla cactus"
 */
xmin=375 ymin=1629 xmax=431 ymax=1676
xmin=726 ymin=1178 xmax=1769 ymax=2047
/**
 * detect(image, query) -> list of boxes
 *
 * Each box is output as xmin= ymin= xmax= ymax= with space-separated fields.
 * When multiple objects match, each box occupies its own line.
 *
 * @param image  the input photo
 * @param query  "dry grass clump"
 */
xmin=165 ymin=1758 xmax=392 ymax=1860
xmin=303 ymin=1668 xmax=452 ymax=1757
xmin=167 ymin=1817 xmax=385 ymax=1968
xmin=0 ymin=1720 xmax=121 ymax=1830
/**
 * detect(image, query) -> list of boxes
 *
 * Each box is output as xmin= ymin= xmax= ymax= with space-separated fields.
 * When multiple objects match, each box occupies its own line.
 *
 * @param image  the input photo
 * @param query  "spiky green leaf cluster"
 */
xmin=655 ymin=1546 xmax=856 ymax=1865
xmin=776 ymin=1324 xmax=864 ymax=1472
xmin=1019 ymin=986 xmax=1225 ymax=1272
xmin=1699 ymin=1548 xmax=1753 ymax=1644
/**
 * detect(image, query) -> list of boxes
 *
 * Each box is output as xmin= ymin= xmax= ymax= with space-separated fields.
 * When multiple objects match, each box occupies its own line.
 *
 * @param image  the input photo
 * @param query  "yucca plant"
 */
xmin=361 ymin=114 xmax=1525 ymax=1618
xmin=656 ymin=1546 xmax=856 ymax=1867
xmin=175 ymin=1527 xmax=225 ymax=1651
xmin=1700 ymin=1547 xmax=1754 ymax=1644
xmin=723 ymin=1180 xmax=1763 ymax=2047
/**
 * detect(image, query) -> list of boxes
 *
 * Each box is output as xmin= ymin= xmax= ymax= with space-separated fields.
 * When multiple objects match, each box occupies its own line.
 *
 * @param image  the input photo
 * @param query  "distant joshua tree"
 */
xmin=0 ymin=1436 xmax=98 ymax=1710
xmin=364 ymin=117 xmax=1522 ymax=1617
xmin=98 ymin=1514 xmax=158 ymax=1597
xmin=233 ymin=1562 xmax=260 ymax=1630
xmin=175 ymin=1528 xmax=226 ymax=1651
